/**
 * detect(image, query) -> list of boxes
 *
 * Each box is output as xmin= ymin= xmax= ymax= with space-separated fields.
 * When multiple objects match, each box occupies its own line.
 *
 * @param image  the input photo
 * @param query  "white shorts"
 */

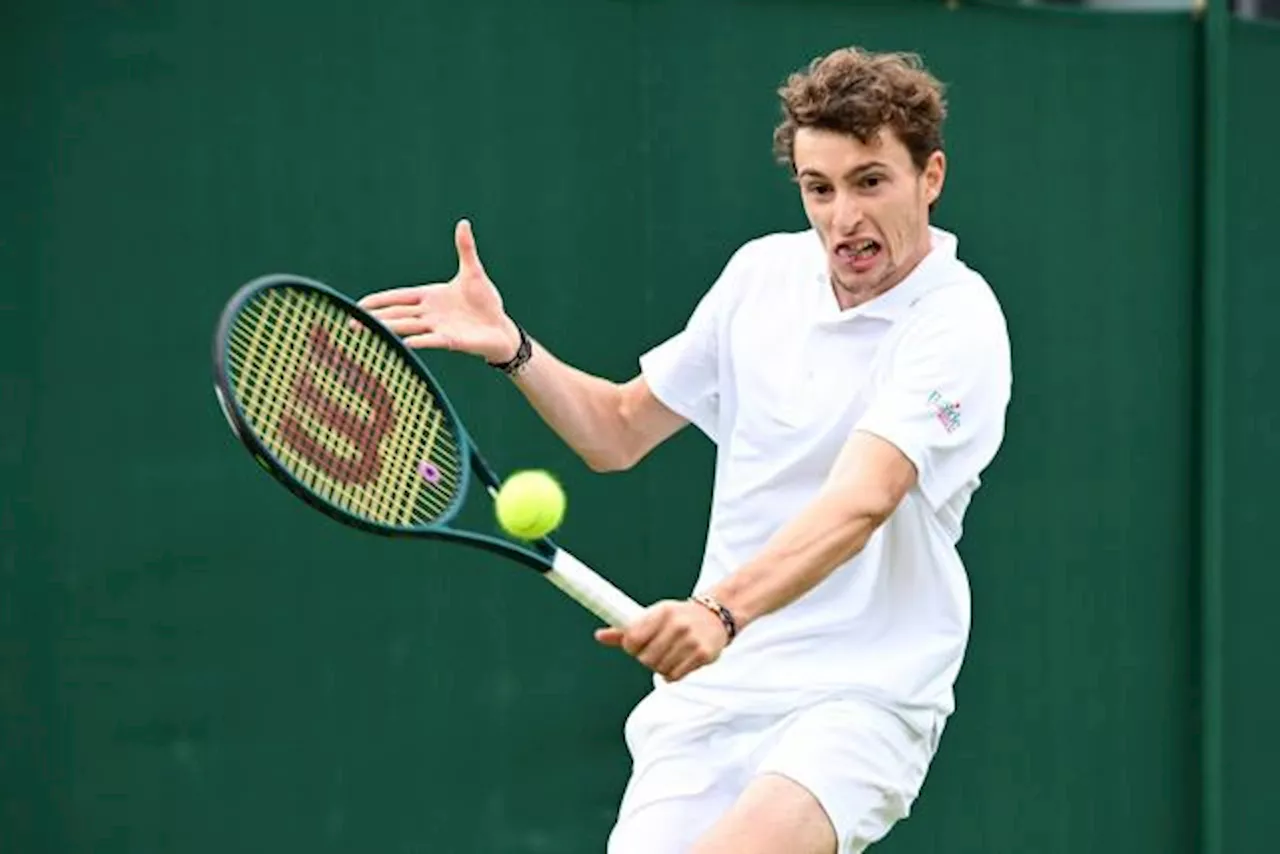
xmin=606 ymin=688 xmax=941 ymax=854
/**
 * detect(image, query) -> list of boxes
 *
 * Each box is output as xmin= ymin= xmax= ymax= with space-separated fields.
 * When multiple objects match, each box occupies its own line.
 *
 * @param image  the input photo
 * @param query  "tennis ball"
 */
xmin=495 ymin=469 xmax=566 ymax=540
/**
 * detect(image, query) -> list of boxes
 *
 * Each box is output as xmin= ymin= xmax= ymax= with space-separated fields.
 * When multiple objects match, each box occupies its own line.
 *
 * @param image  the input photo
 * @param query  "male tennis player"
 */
xmin=361 ymin=46 xmax=1011 ymax=854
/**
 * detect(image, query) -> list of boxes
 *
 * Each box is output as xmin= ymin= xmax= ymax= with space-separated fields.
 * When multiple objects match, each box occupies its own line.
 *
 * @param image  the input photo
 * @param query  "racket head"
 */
xmin=212 ymin=273 xmax=480 ymax=537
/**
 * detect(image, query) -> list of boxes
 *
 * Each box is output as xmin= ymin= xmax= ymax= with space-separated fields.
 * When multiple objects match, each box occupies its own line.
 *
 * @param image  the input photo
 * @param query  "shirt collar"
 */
xmin=813 ymin=226 xmax=959 ymax=323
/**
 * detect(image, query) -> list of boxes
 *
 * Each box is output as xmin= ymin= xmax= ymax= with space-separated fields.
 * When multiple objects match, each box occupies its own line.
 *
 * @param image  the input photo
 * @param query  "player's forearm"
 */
xmin=709 ymin=431 xmax=916 ymax=631
xmin=505 ymin=339 xmax=641 ymax=472
xmin=710 ymin=481 xmax=894 ymax=631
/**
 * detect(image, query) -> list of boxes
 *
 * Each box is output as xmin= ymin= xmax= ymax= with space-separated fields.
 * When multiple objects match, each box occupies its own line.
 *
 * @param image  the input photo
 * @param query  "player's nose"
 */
xmin=832 ymin=193 xmax=864 ymax=235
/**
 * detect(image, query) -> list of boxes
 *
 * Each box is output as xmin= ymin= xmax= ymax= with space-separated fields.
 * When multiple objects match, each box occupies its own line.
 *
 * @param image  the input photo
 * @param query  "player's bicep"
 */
xmin=822 ymin=429 xmax=919 ymax=523
xmin=617 ymin=374 xmax=689 ymax=468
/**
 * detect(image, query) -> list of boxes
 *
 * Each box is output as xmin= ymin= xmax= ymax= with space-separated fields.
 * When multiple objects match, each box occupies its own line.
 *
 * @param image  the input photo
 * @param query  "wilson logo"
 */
xmin=279 ymin=324 xmax=397 ymax=485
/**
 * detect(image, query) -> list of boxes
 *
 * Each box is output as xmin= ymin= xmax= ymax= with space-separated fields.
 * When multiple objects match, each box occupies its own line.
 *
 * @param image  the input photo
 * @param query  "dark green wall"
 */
xmin=1 ymin=1 xmax=1272 ymax=852
xmin=1221 ymin=16 xmax=1280 ymax=854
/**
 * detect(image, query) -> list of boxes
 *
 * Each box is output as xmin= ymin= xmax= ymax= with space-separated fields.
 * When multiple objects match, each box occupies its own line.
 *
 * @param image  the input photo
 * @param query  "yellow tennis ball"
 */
xmin=494 ymin=469 xmax=566 ymax=540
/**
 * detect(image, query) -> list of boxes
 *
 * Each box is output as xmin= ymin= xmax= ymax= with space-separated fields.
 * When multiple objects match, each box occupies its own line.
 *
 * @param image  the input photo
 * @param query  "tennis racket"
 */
xmin=211 ymin=272 xmax=645 ymax=628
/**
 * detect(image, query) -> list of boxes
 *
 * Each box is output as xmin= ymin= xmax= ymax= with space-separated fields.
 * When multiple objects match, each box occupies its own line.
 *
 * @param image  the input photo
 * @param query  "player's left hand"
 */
xmin=594 ymin=599 xmax=729 ymax=681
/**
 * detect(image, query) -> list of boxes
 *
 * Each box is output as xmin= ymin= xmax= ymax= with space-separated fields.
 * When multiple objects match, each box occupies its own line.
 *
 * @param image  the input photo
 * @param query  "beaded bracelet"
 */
xmin=690 ymin=594 xmax=738 ymax=643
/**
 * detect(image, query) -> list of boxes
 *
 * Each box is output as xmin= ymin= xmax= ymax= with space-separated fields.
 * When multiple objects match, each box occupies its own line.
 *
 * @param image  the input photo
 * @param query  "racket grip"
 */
xmin=547 ymin=549 xmax=646 ymax=628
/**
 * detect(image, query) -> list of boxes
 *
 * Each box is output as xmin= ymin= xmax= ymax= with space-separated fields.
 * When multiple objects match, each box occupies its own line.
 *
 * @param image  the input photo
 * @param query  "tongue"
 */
xmin=850 ymin=245 xmax=880 ymax=271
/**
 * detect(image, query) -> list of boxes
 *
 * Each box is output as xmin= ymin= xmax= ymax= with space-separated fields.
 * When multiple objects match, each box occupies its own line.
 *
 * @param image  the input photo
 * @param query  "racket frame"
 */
xmin=212 ymin=274 xmax=584 ymax=575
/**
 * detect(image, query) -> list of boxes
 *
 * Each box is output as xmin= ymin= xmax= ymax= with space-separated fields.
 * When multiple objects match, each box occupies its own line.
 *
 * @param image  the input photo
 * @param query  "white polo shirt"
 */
xmin=638 ymin=226 xmax=1012 ymax=731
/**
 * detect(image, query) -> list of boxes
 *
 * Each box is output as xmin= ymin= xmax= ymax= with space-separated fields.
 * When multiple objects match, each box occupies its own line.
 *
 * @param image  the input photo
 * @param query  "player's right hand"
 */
xmin=358 ymin=218 xmax=521 ymax=364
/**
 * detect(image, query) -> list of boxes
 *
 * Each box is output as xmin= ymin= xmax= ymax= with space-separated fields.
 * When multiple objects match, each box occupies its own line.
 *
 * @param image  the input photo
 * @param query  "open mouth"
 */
xmin=836 ymin=239 xmax=882 ymax=270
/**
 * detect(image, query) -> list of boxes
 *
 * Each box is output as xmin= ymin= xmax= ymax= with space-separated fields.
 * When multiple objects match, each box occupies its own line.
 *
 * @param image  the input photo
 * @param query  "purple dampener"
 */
xmin=417 ymin=461 xmax=441 ymax=484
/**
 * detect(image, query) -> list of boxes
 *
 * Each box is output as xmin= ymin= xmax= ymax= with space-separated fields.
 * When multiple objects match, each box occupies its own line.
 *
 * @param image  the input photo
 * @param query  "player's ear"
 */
xmin=923 ymin=150 xmax=946 ymax=207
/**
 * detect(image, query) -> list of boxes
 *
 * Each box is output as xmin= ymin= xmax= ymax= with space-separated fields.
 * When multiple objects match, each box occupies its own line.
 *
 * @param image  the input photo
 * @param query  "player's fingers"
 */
xmin=369 ymin=303 xmax=428 ymax=322
xmin=594 ymin=628 xmax=624 ymax=647
xmin=358 ymin=287 xmax=425 ymax=310
xmin=653 ymin=639 xmax=690 ymax=679
xmin=379 ymin=317 xmax=434 ymax=336
xmin=621 ymin=606 xmax=666 ymax=657
xmin=402 ymin=331 xmax=454 ymax=350
xmin=454 ymin=219 xmax=487 ymax=277
xmin=665 ymin=652 xmax=708 ymax=683
xmin=626 ymin=629 xmax=666 ymax=666
xmin=636 ymin=637 xmax=674 ymax=673
xmin=637 ymin=618 xmax=694 ymax=672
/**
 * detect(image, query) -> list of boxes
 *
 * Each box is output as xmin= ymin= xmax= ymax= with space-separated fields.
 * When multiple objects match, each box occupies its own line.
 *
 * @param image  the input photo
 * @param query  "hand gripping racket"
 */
xmin=211 ymin=273 xmax=645 ymax=628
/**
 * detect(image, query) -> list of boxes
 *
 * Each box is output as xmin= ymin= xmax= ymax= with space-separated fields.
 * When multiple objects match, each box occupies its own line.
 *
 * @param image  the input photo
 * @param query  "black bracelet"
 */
xmin=488 ymin=323 xmax=532 ymax=376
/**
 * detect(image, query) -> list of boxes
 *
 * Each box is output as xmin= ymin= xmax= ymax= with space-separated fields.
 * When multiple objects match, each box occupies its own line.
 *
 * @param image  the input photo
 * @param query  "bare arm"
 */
xmin=359 ymin=220 xmax=686 ymax=471
xmin=710 ymin=430 xmax=917 ymax=628
xmin=502 ymin=337 xmax=687 ymax=471
xmin=595 ymin=428 xmax=917 ymax=678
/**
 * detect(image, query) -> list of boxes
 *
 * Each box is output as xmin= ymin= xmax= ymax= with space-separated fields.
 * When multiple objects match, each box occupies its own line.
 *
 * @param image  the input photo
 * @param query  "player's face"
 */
xmin=793 ymin=126 xmax=944 ymax=309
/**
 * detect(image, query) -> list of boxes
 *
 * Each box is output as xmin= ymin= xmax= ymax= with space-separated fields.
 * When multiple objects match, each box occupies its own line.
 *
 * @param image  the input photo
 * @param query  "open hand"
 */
xmin=358 ymin=219 xmax=520 ymax=364
xmin=595 ymin=600 xmax=729 ymax=682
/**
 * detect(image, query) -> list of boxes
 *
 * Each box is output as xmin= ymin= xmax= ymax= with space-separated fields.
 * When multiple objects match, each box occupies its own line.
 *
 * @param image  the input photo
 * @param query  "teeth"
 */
xmin=837 ymin=240 xmax=878 ymax=259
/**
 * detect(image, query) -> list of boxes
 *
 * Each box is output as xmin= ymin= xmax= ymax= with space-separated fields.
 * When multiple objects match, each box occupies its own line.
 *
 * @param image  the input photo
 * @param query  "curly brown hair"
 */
xmin=772 ymin=47 xmax=948 ymax=173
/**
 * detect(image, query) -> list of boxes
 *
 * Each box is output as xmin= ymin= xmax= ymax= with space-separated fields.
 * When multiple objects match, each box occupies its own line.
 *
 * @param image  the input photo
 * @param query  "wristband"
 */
xmin=487 ymin=323 xmax=532 ymax=376
xmin=690 ymin=594 xmax=737 ymax=643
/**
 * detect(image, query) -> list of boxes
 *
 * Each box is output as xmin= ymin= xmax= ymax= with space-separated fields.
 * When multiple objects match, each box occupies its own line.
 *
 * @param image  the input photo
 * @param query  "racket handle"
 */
xmin=547 ymin=548 xmax=646 ymax=628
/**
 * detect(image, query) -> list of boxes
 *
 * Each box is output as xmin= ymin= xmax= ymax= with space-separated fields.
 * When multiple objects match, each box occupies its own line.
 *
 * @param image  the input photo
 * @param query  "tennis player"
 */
xmin=361 ymin=46 xmax=1011 ymax=854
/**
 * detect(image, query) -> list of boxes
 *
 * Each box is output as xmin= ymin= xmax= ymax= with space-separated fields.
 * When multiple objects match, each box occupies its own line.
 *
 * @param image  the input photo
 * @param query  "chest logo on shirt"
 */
xmin=927 ymin=390 xmax=962 ymax=434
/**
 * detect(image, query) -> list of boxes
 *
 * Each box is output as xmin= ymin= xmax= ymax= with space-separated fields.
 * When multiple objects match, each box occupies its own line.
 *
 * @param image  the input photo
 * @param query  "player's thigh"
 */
xmin=696 ymin=698 xmax=937 ymax=854
xmin=689 ymin=772 xmax=836 ymax=854
xmin=606 ymin=690 xmax=745 ymax=854
xmin=766 ymin=699 xmax=935 ymax=852
xmin=608 ymin=776 xmax=739 ymax=854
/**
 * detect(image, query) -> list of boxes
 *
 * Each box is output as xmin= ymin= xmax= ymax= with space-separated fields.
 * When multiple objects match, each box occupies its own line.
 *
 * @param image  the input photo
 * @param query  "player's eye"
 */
xmin=860 ymin=174 xmax=886 ymax=190
xmin=803 ymin=183 xmax=832 ymax=197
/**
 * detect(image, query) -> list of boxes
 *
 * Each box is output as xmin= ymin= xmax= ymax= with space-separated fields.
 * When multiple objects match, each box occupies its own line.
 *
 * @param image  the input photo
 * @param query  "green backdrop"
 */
xmin=1220 ymin=15 xmax=1280 ymax=854
xmin=2 ymin=1 xmax=1274 ymax=852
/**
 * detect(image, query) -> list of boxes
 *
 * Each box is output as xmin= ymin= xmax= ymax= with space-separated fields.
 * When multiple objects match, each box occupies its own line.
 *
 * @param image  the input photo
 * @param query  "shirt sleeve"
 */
xmin=638 ymin=247 xmax=748 ymax=444
xmin=854 ymin=308 xmax=1012 ymax=511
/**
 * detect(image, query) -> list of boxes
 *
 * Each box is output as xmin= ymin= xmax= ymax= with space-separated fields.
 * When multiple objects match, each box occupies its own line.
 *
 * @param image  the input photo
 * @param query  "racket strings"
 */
xmin=224 ymin=286 xmax=464 ymax=527
xmin=232 ymin=290 xmax=460 ymax=523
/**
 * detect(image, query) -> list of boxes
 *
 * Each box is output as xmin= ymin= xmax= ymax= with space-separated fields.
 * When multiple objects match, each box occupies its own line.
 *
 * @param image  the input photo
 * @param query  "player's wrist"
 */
xmin=690 ymin=593 xmax=738 ymax=645
xmin=487 ymin=318 xmax=532 ymax=375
